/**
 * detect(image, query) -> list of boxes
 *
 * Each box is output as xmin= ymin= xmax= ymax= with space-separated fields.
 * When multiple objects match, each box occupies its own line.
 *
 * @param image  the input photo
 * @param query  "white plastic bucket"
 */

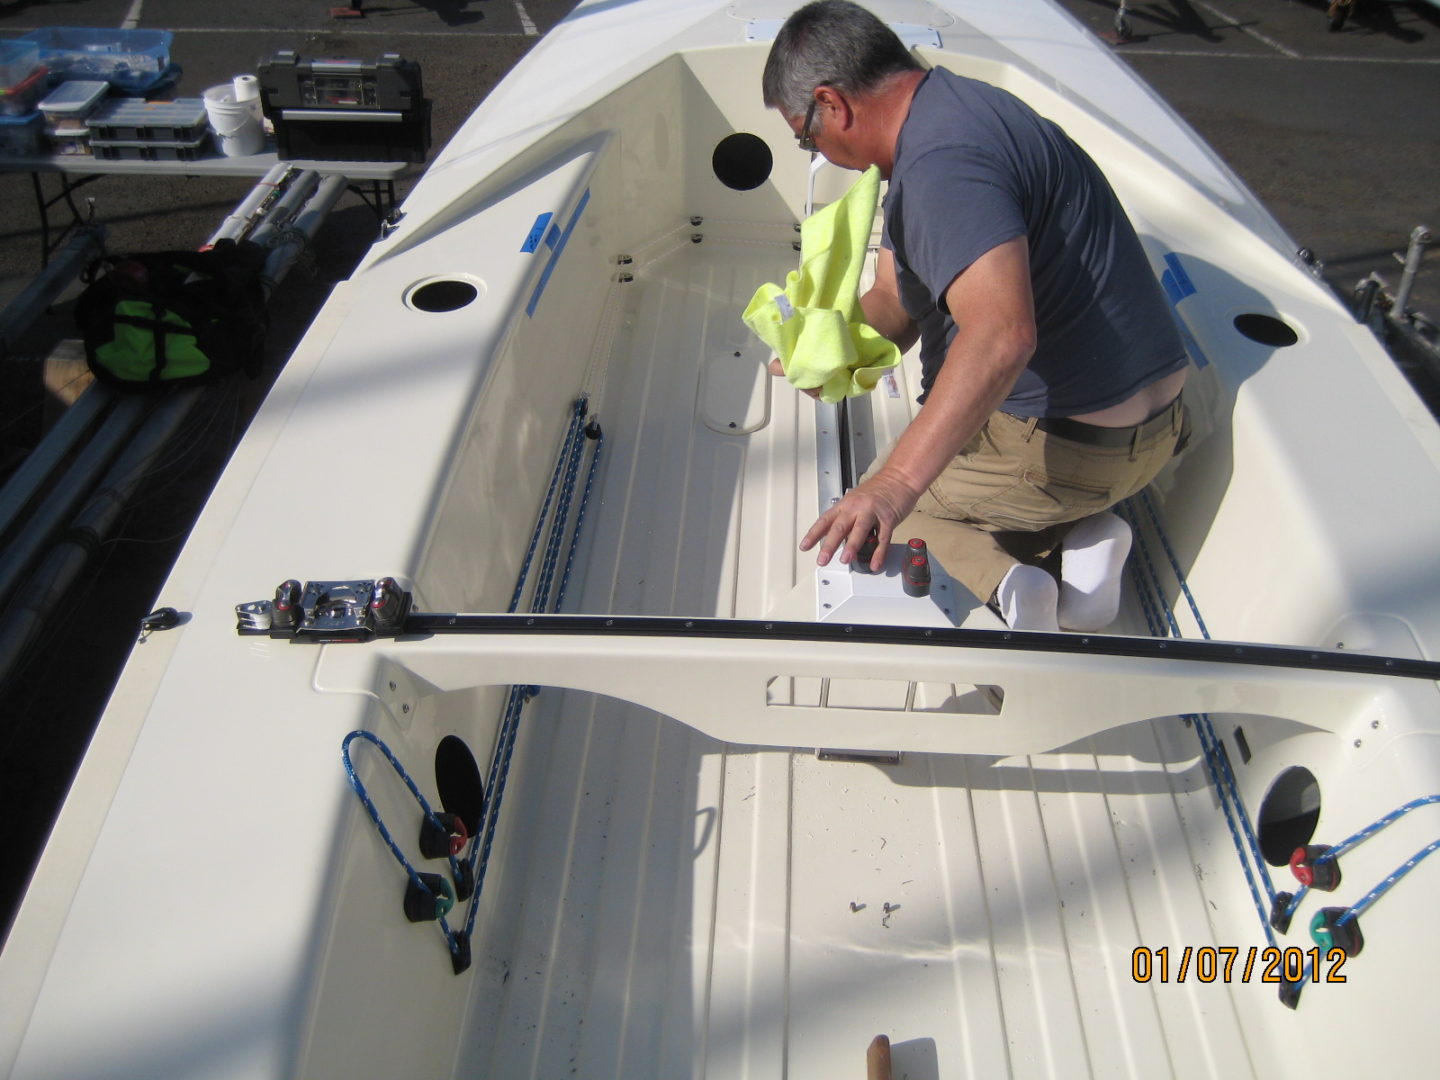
xmin=203 ymin=82 xmax=263 ymax=157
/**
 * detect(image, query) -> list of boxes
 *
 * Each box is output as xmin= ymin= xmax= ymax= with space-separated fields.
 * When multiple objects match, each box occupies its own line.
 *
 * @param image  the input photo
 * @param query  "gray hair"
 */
xmin=762 ymin=1 xmax=924 ymax=120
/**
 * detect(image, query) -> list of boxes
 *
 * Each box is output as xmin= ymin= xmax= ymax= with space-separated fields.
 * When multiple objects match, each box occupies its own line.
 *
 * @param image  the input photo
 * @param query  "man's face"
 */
xmin=786 ymin=89 xmax=869 ymax=172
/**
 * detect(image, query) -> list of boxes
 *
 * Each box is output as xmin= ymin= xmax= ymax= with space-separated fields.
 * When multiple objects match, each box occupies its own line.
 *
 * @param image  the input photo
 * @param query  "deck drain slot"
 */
xmin=1257 ymin=765 xmax=1320 ymax=866
xmin=712 ymin=132 xmax=772 ymax=191
xmin=1233 ymin=312 xmax=1299 ymax=347
xmin=408 ymin=278 xmax=482 ymax=313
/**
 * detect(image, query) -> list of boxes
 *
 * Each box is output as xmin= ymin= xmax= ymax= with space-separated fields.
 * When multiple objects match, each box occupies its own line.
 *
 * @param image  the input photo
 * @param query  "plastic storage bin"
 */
xmin=47 ymin=118 xmax=92 ymax=155
xmin=90 ymin=133 xmax=211 ymax=161
xmin=39 ymin=79 xmax=110 ymax=118
xmin=274 ymin=99 xmax=430 ymax=163
xmin=39 ymin=80 xmax=108 ymax=154
xmin=0 ymin=39 xmax=41 ymax=90
xmin=0 ymin=111 xmax=43 ymax=157
xmin=17 ymin=28 xmax=172 ymax=91
xmin=86 ymin=97 xmax=207 ymax=142
xmin=0 ymin=65 xmax=47 ymax=117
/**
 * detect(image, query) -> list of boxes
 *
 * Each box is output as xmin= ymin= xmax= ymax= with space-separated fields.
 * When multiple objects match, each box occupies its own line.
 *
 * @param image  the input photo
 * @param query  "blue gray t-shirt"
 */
xmin=882 ymin=69 xmax=1187 ymax=416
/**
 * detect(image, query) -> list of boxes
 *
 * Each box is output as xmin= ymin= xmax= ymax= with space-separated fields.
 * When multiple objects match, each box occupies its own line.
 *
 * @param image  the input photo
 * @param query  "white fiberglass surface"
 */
xmin=447 ymin=235 xmax=1277 ymax=1079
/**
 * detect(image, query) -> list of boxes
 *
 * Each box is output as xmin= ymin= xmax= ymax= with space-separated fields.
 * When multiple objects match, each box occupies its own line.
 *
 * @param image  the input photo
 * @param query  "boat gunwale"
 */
xmin=385 ymin=611 xmax=1440 ymax=683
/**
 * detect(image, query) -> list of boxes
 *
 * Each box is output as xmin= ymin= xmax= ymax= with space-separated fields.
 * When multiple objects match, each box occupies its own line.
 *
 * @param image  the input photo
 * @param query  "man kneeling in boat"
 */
xmin=764 ymin=0 xmax=1189 ymax=632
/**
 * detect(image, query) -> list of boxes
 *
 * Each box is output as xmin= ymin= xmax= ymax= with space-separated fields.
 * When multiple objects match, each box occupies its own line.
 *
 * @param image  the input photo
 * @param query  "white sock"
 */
xmin=994 ymin=563 xmax=1059 ymax=632
xmin=1058 ymin=512 xmax=1133 ymax=631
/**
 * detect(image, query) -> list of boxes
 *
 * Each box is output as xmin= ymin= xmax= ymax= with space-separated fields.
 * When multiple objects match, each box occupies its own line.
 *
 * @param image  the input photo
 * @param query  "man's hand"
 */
xmin=767 ymin=356 xmax=821 ymax=399
xmin=799 ymin=468 xmax=920 ymax=571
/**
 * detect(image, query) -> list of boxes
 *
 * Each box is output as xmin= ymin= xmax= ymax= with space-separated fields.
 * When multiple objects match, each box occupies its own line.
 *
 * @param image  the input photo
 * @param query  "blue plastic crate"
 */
xmin=0 ymin=111 xmax=42 ymax=157
xmin=1 ymin=39 xmax=41 ymax=91
xmin=17 ymin=28 xmax=172 ymax=91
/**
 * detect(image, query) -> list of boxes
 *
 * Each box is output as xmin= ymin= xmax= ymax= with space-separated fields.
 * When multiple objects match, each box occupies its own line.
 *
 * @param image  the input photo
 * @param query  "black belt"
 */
xmin=1031 ymin=397 xmax=1182 ymax=448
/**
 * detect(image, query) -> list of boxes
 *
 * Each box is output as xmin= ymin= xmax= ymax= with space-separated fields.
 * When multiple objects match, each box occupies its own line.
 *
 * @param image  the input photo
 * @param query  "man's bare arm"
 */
xmin=860 ymin=247 xmax=919 ymax=353
xmin=800 ymin=236 xmax=1037 ymax=570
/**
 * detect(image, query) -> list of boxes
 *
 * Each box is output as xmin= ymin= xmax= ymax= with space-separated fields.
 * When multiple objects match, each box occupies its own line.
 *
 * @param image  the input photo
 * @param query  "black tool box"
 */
xmin=256 ymin=50 xmax=430 ymax=163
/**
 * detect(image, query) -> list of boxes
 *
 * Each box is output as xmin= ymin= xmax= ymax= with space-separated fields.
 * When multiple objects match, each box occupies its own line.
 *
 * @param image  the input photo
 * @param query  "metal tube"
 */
xmin=248 ymin=170 xmax=321 ymax=248
xmin=0 ymin=394 xmax=151 ymax=608
xmin=0 ymin=225 xmax=106 ymax=361
xmin=0 ymin=171 xmax=354 ymax=681
xmin=0 ymin=384 xmax=115 ymax=544
xmin=207 ymin=164 xmax=294 ymax=246
xmin=1393 ymin=224 xmax=1432 ymax=319
xmin=261 ymin=175 xmax=348 ymax=287
xmin=0 ymin=388 xmax=202 ymax=686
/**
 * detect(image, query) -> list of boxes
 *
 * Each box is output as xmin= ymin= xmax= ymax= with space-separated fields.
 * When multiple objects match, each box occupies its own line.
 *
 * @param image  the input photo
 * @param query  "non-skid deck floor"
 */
xmin=455 ymin=235 xmax=1266 ymax=1078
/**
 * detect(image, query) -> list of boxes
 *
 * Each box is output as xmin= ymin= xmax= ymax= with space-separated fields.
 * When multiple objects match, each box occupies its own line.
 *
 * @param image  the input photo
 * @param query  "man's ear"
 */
xmin=813 ymin=85 xmax=853 ymax=131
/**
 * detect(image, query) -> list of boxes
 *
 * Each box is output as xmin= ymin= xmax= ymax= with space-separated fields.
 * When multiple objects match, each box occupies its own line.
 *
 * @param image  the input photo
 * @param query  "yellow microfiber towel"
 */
xmin=742 ymin=165 xmax=900 ymax=404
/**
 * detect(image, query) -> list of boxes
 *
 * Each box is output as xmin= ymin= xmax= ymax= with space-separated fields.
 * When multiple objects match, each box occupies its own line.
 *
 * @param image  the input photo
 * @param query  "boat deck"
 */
xmin=451 ymin=231 xmax=1262 ymax=1078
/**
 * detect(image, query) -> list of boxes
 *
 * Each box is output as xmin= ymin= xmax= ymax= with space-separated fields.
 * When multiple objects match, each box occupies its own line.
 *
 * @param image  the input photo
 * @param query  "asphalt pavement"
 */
xmin=1054 ymin=0 xmax=1440 ymax=322
xmin=1 ymin=0 xmax=1437 ymax=937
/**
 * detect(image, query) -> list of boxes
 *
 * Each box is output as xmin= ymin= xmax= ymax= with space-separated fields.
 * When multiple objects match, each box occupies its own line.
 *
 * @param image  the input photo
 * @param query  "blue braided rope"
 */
xmin=1117 ymin=506 xmax=1175 ymax=648
xmin=480 ymin=398 xmax=590 ymax=855
xmin=1188 ymin=711 xmax=1279 ymax=940
xmin=342 ymin=730 xmax=463 ymax=953
xmin=1119 ymin=502 xmax=1276 ymax=930
xmin=1284 ymin=797 xmax=1440 ymax=921
xmin=1320 ymin=795 xmax=1440 ymax=863
xmin=458 ymin=401 xmax=604 ymax=941
xmin=1193 ymin=710 xmax=1277 ymax=907
xmin=1122 ymin=496 xmax=1278 ymax=941
xmin=1284 ymin=885 xmax=1310 ymax=920
xmin=554 ymin=424 xmax=604 ymax=614
xmin=1340 ymin=838 xmax=1440 ymax=923
xmin=531 ymin=409 xmax=589 ymax=615
xmin=1118 ymin=499 xmax=1180 ymax=638
xmin=508 ymin=398 xmax=589 ymax=615
xmin=464 ymin=686 xmax=526 ymax=939
xmin=1138 ymin=490 xmax=1211 ymax=640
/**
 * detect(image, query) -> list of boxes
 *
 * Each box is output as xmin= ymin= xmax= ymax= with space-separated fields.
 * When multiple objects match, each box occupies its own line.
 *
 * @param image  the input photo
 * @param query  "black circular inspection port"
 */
xmin=1233 ymin=312 xmax=1299 ymax=347
xmin=712 ymin=132 xmax=773 ymax=192
xmin=410 ymin=279 xmax=479 ymax=313
xmin=1257 ymin=765 xmax=1321 ymax=866
xmin=435 ymin=735 xmax=486 ymax=836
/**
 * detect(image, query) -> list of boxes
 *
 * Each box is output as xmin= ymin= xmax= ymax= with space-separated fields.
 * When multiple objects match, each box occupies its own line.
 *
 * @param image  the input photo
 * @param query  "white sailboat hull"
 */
xmin=4 ymin=2 xmax=1439 ymax=1077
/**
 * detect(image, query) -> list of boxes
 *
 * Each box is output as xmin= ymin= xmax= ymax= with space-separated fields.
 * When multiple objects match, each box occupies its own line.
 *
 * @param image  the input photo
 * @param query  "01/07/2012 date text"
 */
xmin=1132 ymin=945 xmax=1347 ymax=984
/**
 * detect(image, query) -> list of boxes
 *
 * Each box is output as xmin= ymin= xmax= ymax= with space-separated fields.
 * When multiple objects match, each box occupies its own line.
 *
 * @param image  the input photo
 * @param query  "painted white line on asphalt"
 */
xmin=514 ymin=2 xmax=539 ymax=36
xmin=121 ymin=0 xmax=144 ymax=30
xmin=1116 ymin=47 xmax=1440 ymax=65
xmin=80 ymin=27 xmax=535 ymax=38
xmin=1192 ymin=0 xmax=1302 ymax=58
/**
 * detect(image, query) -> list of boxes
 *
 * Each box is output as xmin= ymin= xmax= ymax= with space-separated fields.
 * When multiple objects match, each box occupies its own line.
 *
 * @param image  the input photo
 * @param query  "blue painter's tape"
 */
xmin=1176 ymin=319 xmax=1210 ymax=370
xmin=1159 ymin=252 xmax=1205 ymax=368
xmin=1161 ymin=270 xmax=1183 ymax=305
xmin=521 ymin=211 xmax=554 ymax=253
xmin=527 ymin=188 xmax=591 ymax=318
xmin=1162 ymin=252 xmax=1196 ymax=304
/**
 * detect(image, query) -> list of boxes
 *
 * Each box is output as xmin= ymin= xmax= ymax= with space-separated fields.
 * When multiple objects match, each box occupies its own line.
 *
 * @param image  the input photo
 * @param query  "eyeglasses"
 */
xmin=797 ymin=97 xmax=818 ymax=152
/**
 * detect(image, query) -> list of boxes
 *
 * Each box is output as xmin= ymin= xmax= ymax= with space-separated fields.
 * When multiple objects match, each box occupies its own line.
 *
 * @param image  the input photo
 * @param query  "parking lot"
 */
xmin=1 ymin=0 xmax=1437 ymax=933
